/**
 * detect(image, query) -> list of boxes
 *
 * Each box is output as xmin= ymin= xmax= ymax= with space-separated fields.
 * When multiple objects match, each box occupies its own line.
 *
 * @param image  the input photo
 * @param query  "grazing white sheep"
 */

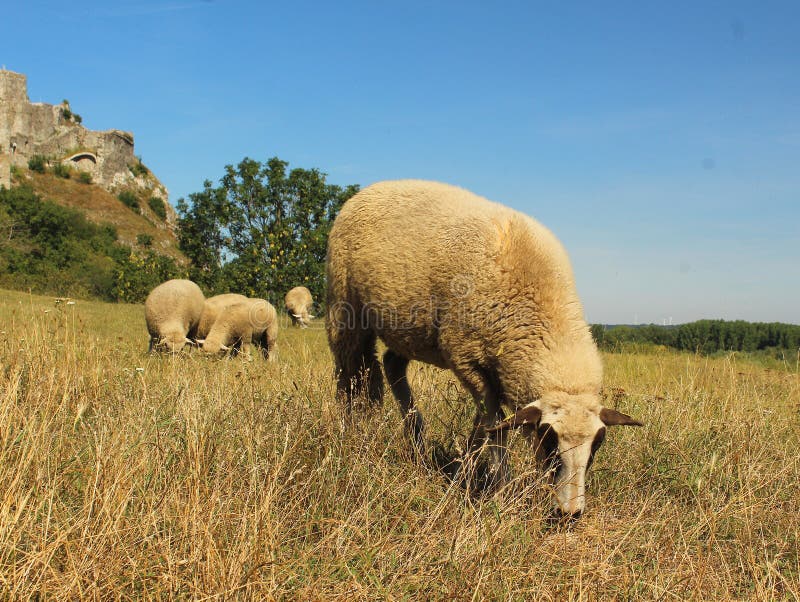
xmin=196 ymin=293 xmax=249 ymax=340
xmin=144 ymin=279 xmax=205 ymax=353
xmin=285 ymin=286 xmax=314 ymax=328
xmin=325 ymin=180 xmax=642 ymax=519
xmin=200 ymin=298 xmax=279 ymax=360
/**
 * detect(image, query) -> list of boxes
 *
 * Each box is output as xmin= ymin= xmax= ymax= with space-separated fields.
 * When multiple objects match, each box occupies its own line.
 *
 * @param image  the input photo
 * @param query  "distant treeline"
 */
xmin=591 ymin=320 xmax=800 ymax=354
xmin=0 ymin=185 xmax=182 ymax=302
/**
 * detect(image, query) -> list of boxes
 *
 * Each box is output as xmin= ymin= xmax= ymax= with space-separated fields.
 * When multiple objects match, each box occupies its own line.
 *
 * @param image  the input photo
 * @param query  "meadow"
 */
xmin=0 ymin=288 xmax=798 ymax=600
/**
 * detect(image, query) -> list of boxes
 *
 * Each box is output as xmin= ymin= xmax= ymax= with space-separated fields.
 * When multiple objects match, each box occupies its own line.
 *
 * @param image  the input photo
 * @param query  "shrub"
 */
xmin=148 ymin=196 xmax=167 ymax=221
xmin=78 ymin=171 xmax=92 ymax=184
xmin=60 ymin=107 xmax=72 ymax=121
xmin=117 ymin=190 xmax=141 ymax=213
xmin=73 ymin=114 xmax=82 ymax=124
xmin=129 ymin=157 xmax=149 ymax=177
xmin=52 ymin=163 xmax=71 ymax=179
xmin=113 ymin=250 xmax=183 ymax=303
xmin=137 ymin=233 xmax=153 ymax=248
xmin=28 ymin=155 xmax=47 ymax=174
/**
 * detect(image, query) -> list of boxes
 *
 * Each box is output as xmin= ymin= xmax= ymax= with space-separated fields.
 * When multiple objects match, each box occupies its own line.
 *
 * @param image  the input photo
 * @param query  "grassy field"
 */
xmin=0 ymin=288 xmax=798 ymax=599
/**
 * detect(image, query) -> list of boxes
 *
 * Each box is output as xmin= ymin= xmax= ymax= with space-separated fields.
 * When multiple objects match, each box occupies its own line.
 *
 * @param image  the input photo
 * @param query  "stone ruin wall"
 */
xmin=0 ymin=70 xmax=171 ymax=215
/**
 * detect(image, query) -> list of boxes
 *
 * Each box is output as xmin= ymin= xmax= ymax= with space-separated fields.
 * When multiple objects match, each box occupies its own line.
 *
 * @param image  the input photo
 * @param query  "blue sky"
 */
xmin=3 ymin=1 xmax=798 ymax=324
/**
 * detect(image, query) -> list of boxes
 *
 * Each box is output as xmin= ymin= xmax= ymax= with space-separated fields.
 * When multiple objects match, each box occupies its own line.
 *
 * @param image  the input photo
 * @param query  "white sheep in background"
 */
xmin=196 ymin=293 xmax=249 ymax=340
xmin=284 ymin=286 xmax=315 ymax=327
xmin=144 ymin=279 xmax=205 ymax=353
xmin=326 ymin=180 xmax=642 ymax=519
xmin=200 ymin=298 xmax=279 ymax=360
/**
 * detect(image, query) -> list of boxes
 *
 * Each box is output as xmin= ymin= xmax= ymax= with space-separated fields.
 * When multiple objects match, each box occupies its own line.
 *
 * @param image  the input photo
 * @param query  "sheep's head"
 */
xmin=156 ymin=332 xmax=193 ymax=353
xmin=197 ymin=336 xmax=230 ymax=356
xmin=488 ymin=392 xmax=642 ymax=520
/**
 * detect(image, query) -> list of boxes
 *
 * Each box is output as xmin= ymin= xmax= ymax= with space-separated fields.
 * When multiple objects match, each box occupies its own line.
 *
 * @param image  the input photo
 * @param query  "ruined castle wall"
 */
xmin=0 ymin=69 xmax=166 ymax=203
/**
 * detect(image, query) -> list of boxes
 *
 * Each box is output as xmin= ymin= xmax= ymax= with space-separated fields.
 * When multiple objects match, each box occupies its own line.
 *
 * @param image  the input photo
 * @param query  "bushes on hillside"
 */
xmin=52 ymin=163 xmax=71 ymax=179
xmin=148 ymin=196 xmax=167 ymax=220
xmin=0 ymin=185 xmax=182 ymax=302
xmin=28 ymin=155 xmax=47 ymax=173
xmin=117 ymin=190 xmax=141 ymax=213
xmin=129 ymin=158 xmax=149 ymax=177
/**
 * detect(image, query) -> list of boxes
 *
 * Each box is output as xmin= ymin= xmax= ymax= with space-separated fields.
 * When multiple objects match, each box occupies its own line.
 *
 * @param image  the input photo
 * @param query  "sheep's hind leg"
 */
xmin=361 ymin=331 xmax=384 ymax=407
xmin=383 ymin=350 xmax=426 ymax=460
xmin=332 ymin=328 xmax=383 ymax=412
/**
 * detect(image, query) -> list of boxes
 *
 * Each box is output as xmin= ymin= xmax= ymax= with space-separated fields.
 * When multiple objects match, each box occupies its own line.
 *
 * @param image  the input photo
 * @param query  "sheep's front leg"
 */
xmin=486 ymin=412 xmax=510 ymax=486
xmin=457 ymin=367 xmax=510 ymax=488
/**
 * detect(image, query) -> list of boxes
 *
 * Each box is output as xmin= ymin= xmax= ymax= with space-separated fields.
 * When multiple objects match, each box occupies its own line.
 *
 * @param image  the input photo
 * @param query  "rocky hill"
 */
xmin=13 ymin=169 xmax=185 ymax=261
xmin=0 ymin=69 xmax=183 ymax=261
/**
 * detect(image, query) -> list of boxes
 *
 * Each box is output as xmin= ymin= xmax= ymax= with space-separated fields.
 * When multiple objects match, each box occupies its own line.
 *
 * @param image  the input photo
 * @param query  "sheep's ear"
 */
xmin=600 ymin=407 xmax=643 ymax=427
xmin=487 ymin=405 xmax=542 ymax=432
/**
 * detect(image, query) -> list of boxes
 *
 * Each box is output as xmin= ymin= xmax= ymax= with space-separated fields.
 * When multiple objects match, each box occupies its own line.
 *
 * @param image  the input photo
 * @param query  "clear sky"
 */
xmin=3 ymin=1 xmax=798 ymax=324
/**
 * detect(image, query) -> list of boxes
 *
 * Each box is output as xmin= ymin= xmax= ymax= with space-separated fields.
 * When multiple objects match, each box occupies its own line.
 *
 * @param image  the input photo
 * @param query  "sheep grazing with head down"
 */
xmin=285 ymin=286 xmax=314 ymax=327
xmin=145 ymin=279 xmax=205 ymax=353
xmin=200 ymin=298 xmax=279 ymax=360
xmin=326 ymin=180 xmax=642 ymax=520
xmin=196 ymin=293 xmax=249 ymax=340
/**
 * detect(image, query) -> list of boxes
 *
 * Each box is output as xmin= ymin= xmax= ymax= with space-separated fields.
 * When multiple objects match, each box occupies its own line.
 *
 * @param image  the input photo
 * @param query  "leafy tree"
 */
xmin=592 ymin=319 xmax=800 ymax=354
xmin=113 ymin=250 xmax=186 ymax=303
xmin=175 ymin=180 xmax=229 ymax=292
xmin=177 ymin=156 xmax=358 ymax=304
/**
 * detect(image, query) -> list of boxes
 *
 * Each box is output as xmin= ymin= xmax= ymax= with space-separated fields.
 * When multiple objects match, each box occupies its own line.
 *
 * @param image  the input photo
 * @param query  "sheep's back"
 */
xmin=144 ymin=279 xmax=205 ymax=336
xmin=198 ymin=293 xmax=248 ymax=338
xmin=328 ymin=180 xmax=590 ymax=368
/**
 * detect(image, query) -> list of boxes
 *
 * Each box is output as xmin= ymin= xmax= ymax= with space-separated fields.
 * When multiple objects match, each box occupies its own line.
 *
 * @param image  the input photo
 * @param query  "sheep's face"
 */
xmin=156 ymin=332 xmax=191 ymax=353
xmin=490 ymin=393 xmax=642 ymax=520
xmin=199 ymin=335 xmax=230 ymax=356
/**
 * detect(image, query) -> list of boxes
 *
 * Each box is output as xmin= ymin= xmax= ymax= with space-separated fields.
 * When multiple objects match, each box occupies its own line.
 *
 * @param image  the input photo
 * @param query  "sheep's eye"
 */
xmin=537 ymin=424 xmax=561 ymax=472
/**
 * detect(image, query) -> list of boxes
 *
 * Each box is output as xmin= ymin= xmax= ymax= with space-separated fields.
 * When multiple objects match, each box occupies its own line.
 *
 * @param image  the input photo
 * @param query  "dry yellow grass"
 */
xmin=0 ymin=288 xmax=798 ymax=599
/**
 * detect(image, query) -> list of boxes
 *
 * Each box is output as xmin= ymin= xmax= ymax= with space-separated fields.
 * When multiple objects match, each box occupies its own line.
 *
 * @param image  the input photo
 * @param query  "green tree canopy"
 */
xmin=176 ymin=157 xmax=358 ymax=305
